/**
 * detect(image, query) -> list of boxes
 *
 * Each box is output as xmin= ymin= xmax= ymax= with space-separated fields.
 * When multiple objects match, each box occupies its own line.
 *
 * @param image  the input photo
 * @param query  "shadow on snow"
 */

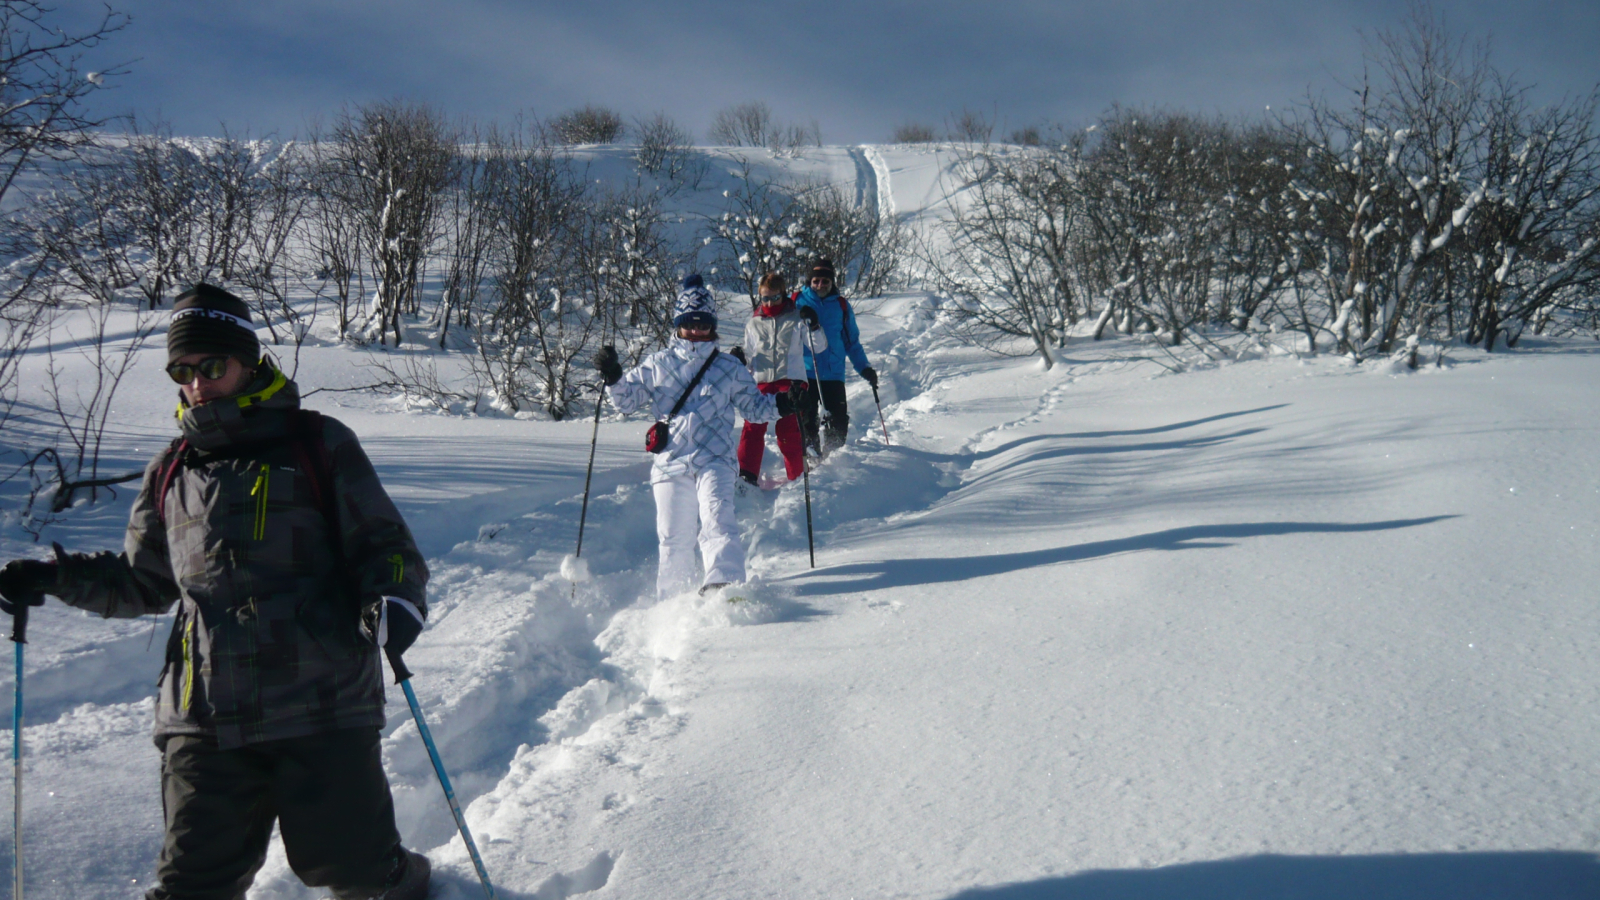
xmin=785 ymin=517 xmax=1458 ymax=595
xmin=942 ymin=850 xmax=1600 ymax=900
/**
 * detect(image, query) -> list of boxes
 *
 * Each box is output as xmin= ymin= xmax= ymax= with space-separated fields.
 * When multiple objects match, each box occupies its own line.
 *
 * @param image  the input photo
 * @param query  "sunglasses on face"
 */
xmin=166 ymin=356 xmax=233 ymax=385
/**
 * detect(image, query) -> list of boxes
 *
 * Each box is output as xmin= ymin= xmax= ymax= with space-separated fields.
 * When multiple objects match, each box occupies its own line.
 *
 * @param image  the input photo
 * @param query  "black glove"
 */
xmin=798 ymin=306 xmax=820 ymax=330
xmin=0 ymin=559 xmax=54 ymax=616
xmin=360 ymin=596 xmax=426 ymax=657
xmin=787 ymin=379 xmax=808 ymax=395
xmin=594 ymin=345 xmax=623 ymax=386
xmin=775 ymin=390 xmax=799 ymax=418
xmin=729 ymin=345 xmax=748 ymax=365
xmin=860 ymin=367 xmax=879 ymax=388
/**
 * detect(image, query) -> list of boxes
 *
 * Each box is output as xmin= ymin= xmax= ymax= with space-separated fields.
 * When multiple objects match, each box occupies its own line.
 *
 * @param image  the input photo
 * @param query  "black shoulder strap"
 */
xmin=667 ymin=349 xmax=719 ymax=420
xmin=154 ymin=438 xmax=190 ymax=526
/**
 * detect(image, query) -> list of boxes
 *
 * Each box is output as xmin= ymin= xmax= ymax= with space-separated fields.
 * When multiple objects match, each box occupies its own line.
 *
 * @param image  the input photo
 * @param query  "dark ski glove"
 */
xmin=0 ymin=558 xmax=54 ymax=616
xmin=798 ymin=306 xmax=820 ymax=330
xmin=594 ymin=345 xmax=623 ymax=386
xmin=360 ymin=596 xmax=426 ymax=657
xmin=860 ymin=367 xmax=879 ymax=388
xmin=774 ymin=390 xmax=800 ymax=418
xmin=729 ymin=345 xmax=748 ymax=365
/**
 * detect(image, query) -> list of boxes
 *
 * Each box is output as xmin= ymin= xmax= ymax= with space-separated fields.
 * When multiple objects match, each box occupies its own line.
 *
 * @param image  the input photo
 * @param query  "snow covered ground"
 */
xmin=2 ymin=144 xmax=1598 ymax=899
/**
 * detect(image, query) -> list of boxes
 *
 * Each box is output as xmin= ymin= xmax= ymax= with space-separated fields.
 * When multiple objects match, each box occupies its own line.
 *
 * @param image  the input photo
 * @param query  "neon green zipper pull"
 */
xmin=251 ymin=464 xmax=270 ymax=540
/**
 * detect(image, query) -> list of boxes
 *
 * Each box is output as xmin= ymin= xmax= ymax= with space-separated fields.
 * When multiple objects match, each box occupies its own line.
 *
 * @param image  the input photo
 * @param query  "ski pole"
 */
xmin=802 ymin=463 xmax=815 ymax=568
xmin=804 ymin=329 xmax=827 ymax=457
xmin=11 ymin=599 xmax=28 ymax=900
xmin=869 ymin=381 xmax=890 ymax=445
xmin=574 ymin=382 xmax=606 ymax=560
xmin=386 ymin=651 xmax=497 ymax=900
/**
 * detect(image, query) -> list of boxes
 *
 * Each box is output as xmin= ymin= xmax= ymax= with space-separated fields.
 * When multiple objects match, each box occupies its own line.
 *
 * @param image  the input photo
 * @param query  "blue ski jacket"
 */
xmin=795 ymin=286 xmax=870 ymax=381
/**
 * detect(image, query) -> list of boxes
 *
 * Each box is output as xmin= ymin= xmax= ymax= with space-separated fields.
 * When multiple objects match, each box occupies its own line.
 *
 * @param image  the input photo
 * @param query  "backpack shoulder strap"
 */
xmin=292 ymin=409 xmax=338 ymax=529
xmin=154 ymin=438 xmax=190 ymax=527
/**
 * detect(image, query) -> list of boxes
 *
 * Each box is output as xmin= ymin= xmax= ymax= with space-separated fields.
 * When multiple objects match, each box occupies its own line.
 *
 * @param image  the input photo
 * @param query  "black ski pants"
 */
xmin=146 ymin=727 xmax=401 ymax=900
xmin=799 ymin=378 xmax=849 ymax=454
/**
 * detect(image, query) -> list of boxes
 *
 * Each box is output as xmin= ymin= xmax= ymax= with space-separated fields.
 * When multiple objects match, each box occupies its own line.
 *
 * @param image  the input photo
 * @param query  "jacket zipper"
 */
xmin=250 ymin=464 xmax=269 ymax=540
xmin=180 ymin=615 xmax=196 ymax=714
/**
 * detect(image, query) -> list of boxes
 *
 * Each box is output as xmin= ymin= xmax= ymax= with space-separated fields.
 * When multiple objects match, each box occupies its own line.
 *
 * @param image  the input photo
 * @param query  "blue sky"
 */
xmin=69 ymin=0 xmax=1600 ymax=142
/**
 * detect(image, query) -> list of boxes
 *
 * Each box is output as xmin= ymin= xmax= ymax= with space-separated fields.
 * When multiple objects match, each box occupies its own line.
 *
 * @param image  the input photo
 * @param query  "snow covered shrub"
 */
xmin=319 ymin=101 xmax=455 ymax=348
xmin=1278 ymin=6 xmax=1600 ymax=356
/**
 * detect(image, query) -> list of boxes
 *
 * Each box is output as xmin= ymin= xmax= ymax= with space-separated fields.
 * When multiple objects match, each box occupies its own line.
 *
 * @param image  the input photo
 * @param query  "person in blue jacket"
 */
xmin=794 ymin=258 xmax=877 ymax=456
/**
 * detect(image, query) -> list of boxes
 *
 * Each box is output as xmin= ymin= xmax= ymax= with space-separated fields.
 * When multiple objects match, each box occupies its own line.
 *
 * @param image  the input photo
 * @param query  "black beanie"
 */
xmin=809 ymin=258 xmax=836 ymax=281
xmin=166 ymin=284 xmax=260 ymax=365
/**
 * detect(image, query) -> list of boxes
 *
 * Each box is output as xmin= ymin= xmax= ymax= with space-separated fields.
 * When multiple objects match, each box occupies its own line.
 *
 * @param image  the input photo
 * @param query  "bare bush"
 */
xmin=552 ymin=105 xmax=625 ymax=144
xmin=633 ymin=111 xmax=705 ymax=185
xmin=893 ymin=123 xmax=936 ymax=144
xmin=947 ymin=108 xmax=994 ymax=144
xmin=709 ymin=101 xmax=775 ymax=147
xmin=1008 ymin=126 xmax=1044 ymax=146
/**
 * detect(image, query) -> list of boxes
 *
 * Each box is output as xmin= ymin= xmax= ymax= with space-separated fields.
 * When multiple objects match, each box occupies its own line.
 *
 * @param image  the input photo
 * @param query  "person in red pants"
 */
xmin=734 ymin=272 xmax=826 ymax=485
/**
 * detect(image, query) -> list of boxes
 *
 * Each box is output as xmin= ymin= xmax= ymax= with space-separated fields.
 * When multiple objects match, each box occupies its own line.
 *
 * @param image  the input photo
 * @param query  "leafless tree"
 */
xmin=0 ymin=1 xmax=129 ymax=208
xmin=927 ymin=139 xmax=1089 ymax=367
xmin=633 ymin=111 xmax=706 ymax=186
xmin=327 ymin=101 xmax=455 ymax=347
xmin=947 ymin=108 xmax=995 ymax=144
xmin=470 ymin=123 xmax=590 ymax=417
xmin=709 ymin=101 xmax=776 ymax=147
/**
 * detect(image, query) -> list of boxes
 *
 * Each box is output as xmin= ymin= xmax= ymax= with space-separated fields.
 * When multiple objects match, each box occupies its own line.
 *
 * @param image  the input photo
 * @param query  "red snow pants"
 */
xmin=738 ymin=381 xmax=806 ymax=480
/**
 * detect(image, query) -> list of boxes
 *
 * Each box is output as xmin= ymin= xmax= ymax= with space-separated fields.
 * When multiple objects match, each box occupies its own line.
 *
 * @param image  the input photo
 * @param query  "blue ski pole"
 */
xmin=11 ymin=600 xmax=28 ymax=900
xmin=386 ymin=650 xmax=497 ymax=900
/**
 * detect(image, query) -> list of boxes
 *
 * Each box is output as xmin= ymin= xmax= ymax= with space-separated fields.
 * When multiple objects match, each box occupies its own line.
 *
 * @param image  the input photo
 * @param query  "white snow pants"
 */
xmin=652 ymin=466 xmax=744 ymax=599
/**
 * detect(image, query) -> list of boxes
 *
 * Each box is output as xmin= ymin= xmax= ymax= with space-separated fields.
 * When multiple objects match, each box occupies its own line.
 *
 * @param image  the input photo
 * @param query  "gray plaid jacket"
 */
xmin=51 ymin=368 xmax=428 ymax=749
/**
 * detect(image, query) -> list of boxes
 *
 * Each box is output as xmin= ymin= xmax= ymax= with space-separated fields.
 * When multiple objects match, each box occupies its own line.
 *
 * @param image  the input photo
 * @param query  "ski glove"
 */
xmin=774 ymin=390 xmax=800 ymax=418
xmin=594 ymin=345 xmax=623 ymax=386
xmin=798 ymin=306 xmax=820 ymax=330
xmin=0 ymin=558 xmax=54 ymax=616
xmin=729 ymin=345 xmax=748 ymax=366
xmin=860 ymin=367 xmax=879 ymax=388
xmin=360 ymin=596 xmax=426 ymax=657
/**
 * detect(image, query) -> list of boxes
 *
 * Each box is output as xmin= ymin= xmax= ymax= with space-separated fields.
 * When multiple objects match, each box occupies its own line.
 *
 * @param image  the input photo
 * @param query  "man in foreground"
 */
xmin=0 ymin=285 xmax=431 ymax=900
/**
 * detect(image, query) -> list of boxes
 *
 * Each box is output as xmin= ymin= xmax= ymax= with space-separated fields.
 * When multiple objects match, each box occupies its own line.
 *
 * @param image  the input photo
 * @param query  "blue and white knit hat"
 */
xmin=673 ymin=274 xmax=716 ymax=329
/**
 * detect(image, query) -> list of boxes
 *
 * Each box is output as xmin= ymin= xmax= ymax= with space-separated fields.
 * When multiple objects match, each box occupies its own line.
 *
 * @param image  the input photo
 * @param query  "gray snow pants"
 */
xmin=145 ymin=727 xmax=401 ymax=900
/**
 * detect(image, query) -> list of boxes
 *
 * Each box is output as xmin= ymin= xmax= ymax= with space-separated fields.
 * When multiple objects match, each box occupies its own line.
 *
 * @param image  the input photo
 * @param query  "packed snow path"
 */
xmin=5 ymin=302 xmax=1598 ymax=899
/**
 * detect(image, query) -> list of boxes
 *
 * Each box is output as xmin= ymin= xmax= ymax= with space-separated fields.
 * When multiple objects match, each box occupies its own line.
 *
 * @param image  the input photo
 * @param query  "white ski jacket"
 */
xmin=608 ymin=337 xmax=780 ymax=482
xmin=742 ymin=300 xmax=827 ymax=385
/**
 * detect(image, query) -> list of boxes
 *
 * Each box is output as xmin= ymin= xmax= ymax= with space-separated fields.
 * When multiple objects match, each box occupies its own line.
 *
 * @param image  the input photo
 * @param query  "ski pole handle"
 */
xmin=384 ymin=647 xmax=413 ymax=684
xmin=9 ymin=601 xmax=27 ymax=645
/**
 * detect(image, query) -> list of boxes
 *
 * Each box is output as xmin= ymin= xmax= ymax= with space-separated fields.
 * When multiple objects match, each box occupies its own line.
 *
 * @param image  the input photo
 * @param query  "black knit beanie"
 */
xmin=809 ymin=258 xmax=836 ymax=282
xmin=166 ymin=284 xmax=259 ymax=365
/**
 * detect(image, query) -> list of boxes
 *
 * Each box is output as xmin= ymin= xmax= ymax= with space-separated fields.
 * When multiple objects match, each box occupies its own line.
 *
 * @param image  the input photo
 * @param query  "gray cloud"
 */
xmin=72 ymin=0 xmax=1600 ymax=141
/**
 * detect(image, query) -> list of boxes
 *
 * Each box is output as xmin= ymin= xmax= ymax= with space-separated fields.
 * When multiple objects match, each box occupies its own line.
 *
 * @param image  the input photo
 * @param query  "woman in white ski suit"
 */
xmin=603 ymin=275 xmax=785 ymax=598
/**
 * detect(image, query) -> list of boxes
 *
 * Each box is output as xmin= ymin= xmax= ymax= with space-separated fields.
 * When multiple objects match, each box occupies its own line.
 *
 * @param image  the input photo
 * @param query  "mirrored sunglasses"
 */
xmin=166 ymin=356 xmax=233 ymax=385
